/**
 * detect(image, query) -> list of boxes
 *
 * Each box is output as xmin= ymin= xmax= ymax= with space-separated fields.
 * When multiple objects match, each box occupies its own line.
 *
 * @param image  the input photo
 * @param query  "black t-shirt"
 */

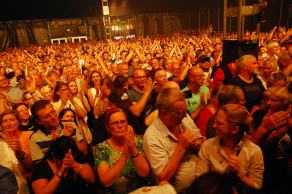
xmin=230 ymin=75 xmax=265 ymax=111
xmin=19 ymin=118 xmax=36 ymax=131
xmin=31 ymin=156 xmax=93 ymax=194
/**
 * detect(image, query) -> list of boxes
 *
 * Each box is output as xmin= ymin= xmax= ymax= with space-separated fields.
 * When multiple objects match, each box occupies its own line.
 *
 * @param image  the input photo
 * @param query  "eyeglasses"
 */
xmin=109 ymin=120 xmax=127 ymax=127
xmin=170 ymin=109 xmax=187 ymax=118
xmin=214 ymin=119 xmax=231 ymax=127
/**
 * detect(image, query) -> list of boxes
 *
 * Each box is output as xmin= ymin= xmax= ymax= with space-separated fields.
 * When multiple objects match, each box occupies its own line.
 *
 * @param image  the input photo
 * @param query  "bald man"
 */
xmin=182 ymin=67 xmax=209 ymax=120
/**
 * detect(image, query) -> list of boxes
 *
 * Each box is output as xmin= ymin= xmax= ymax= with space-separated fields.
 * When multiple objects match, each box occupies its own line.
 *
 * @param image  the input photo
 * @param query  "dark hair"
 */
xmin=22 ymin=91 xmax=32 ymax=102
xmin=105 ymin=108 xmax=127 ymax=129
xmin=47 ymin=136 xmax=78 ymax=160
xmin=58 ymin=108 xmax=78 ymax=124
xmin=52 ymin=81 xmax=68 ymax=102
xmin=186 ymin=172 xmax=234 ymax=194
xmin=88 ymin=70 xmax=101 ymax=88
xmin=12 ymin=103 xmax=29 ymax=111
xmin=31 ymin=100 xmax=51 ymax=120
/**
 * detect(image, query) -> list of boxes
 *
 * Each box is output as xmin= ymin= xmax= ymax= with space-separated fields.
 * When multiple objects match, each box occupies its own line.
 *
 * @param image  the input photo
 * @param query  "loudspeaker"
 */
xmin=222 ymin=40 xmax=258 ymax=65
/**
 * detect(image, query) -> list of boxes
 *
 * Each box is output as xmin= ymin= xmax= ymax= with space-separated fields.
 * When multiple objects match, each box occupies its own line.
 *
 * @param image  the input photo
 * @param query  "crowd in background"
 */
xmin=0 ymin=26 xmax=291 ymax=194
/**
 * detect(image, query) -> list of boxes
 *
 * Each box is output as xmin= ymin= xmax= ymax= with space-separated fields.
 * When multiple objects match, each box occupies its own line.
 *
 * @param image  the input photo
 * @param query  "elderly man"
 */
xmin=143 ymin=88 xmax=203 ymax=193
xmin=231 ymin=55 xmax=265 ymax=113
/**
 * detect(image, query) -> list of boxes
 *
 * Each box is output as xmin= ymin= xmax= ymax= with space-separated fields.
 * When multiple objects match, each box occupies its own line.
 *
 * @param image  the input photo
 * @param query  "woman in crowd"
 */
xmin=87 ymin=71 xmax=102 ymax=109
xmin=58 ymin=108 xmax=89 ymax=156
xmin=0 ymin=110 xmax=32 ymax=194
xmin=40 ymin=85 xmax=53 ymax=101
xmin=94 ymin=108 xmax=150 ymax=194
xmin=195 ymin=104 xmax=264 ymax=192
xmin=266 ymin=71 xmax=288 ymax=88
xmin=259 ymin=59 xmax=278 ymax=88
xmin=52 ymin=81 xmax=87 ymax=120
xmin=250 ymin=86 xmax=291 ymax=194
xmin=14 ymin=103 xmax=36 ymax=131
xmin=31 ymin=136 xmax=95 ymax=194
xmin=197 ymin=85 xmax=246 ymax=139
xmin=68 ymin=79 xmax=90 ymax=112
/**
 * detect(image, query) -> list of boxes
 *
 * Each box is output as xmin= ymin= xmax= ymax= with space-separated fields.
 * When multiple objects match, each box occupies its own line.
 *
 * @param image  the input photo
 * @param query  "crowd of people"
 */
xmin=0 ymin=26 xmax=291 ymax=194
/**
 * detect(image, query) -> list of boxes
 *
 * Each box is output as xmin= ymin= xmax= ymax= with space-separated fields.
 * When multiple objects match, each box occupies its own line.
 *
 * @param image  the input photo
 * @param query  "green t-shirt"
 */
xmin=94 ymin=137 xmax=148 ymax=194
xmin=182 ymin=85 xmax=209 ymax=113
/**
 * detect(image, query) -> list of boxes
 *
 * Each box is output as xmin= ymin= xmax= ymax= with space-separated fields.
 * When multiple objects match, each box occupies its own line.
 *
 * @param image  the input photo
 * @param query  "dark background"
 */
xmin=0 ymin=0 xmax=290 ymax=29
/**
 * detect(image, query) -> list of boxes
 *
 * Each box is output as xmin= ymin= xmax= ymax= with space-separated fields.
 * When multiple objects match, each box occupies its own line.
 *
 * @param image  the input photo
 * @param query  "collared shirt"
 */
xmin=195 ymin=137 xmax=264 ymax=189
xmin=143 ymin=115 xmax=202 ymax=192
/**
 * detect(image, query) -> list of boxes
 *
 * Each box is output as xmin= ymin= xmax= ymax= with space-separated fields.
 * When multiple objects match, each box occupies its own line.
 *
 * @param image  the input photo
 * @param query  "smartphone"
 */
xmin=61 ymin=121 xmax=77 ymax=136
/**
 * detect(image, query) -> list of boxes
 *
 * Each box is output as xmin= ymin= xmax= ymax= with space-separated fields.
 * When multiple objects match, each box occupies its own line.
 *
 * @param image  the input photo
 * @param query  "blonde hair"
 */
xmin=264 ymin=86 xmax=290 ymax=109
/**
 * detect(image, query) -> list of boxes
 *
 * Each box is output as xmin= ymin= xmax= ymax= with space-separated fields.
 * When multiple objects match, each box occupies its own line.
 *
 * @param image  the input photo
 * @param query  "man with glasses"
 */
xmin=182 ymin=66 xmax=209 ymax=120
xmin=127 ymin=68 xmax=154 ymax=134
xmin=143 ymin=88 xmax=203 ymax=193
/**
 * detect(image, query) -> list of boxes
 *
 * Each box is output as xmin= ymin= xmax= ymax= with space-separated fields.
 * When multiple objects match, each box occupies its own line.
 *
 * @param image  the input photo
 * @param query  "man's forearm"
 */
xmin=158 ymin=144 xmax=186 ymax=181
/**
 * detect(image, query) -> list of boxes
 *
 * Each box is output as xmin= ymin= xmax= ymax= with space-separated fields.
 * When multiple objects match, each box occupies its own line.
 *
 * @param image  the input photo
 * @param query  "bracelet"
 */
xmin=133 ymin=152 xmax=140 ymax=159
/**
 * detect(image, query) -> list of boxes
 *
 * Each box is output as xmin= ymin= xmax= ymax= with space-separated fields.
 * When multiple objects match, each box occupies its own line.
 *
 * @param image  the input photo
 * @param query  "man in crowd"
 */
xmin=127 ymin=68 xmax=154 ymax=133
xmin=182 ymin=66 xmax=209 ymax=120
xmin=230 ymin=54 xmax=265 ymax=113
xmin=143 ymin=88 xmax=203 ymax=193
xmin=29 ymin=100 xmax=59 ymax=163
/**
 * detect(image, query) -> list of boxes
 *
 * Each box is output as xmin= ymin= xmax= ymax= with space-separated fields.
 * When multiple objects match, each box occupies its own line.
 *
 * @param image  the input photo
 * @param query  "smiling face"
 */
xmin=68 ymin=81 xmax=78 ymax=94
xmin=16 ymin=105 xmax=30 ymax=120
xmin=1 ymin=113 xmax=20 ymax=134
xmin=266 ymin=95 xmax=284 ymax=113
xmin=213 ymin=110 xmax=233 ymax=140
xmin=60 ymin=110 xmax=75 ymax=122
xmin=36 ymin=104 xmax=59 ymax=130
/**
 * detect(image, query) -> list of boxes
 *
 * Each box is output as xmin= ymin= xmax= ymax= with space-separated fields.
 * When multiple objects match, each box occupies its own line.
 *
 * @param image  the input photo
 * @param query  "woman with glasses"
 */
xmin=195 ymin=104 xmax=264 ymax=192
xmin=52 ymin=82 xmax=87 ymax=120
xmin=94 ymin=108 xmax=150 ymax=194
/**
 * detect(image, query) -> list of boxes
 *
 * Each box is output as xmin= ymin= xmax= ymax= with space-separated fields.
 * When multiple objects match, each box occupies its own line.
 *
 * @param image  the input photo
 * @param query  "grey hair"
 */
xmin=156 ymin=88 xmax=185 ymax=111
xmin=235 ymin=54 xmax=256 ymax=72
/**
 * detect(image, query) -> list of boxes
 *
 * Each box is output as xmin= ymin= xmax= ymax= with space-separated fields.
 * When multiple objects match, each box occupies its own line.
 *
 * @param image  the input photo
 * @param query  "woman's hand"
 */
xmin=122 ymin=126 xmax=136 ymax=157
xmin=62 ymin=149 xmax=76 ymax=171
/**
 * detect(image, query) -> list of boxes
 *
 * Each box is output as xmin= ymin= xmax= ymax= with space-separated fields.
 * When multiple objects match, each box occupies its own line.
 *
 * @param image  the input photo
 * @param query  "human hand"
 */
xmin=261 ymin=111 xmax=289 ymax=131
xmin=226 ymin=153 xmax=241 ymax=175
xmin=6 ymin=138 xmax=22 ymax=153
xmin=62 ymin=149 xmax=76 ymax=169
xmin=144 ymin=78 xmax=153 ymax=93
